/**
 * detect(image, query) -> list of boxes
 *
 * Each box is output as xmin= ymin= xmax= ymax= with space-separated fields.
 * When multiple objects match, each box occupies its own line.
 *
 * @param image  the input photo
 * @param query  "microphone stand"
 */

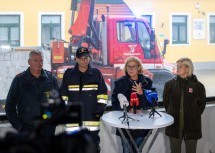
xmin=133 ymin=103 xmax=137 ymax=114
xmin=149 ymin=98 xmax=162 ymax=118
xmin=119 ymin=104 xmax=135 ymax=128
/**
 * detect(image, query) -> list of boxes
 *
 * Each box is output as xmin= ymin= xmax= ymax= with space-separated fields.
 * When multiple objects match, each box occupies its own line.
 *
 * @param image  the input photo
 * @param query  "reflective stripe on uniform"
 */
xmin=65 ymin=126 xmax=99 ymax=132
xmin=66 ymin=121 xmax=100 ymax=127
xmin=65 ymin=127 xmax=80 ymax=132
xmin=82 ymin=88 xmax=97 ymax=91
xmin=65 ymin=123 xmax=79 ymax=127
xmin=68 ymin=85 xmax=80 ymax=88
xmin=68 ymin=88 xmax=79 ymax=91
xmin=82 ymin=84 xmax=98 ymax=91
xmin=98 ymin=99 xmax=108 ymax=104
xmin=97 ymin=94 xmax=108 ymax=100
xmin=97 ymin=94 xmax=108 ymax=104
xmin=83 ymin=121 xmax=100 ymax=126
xmin=68 ymin=84 xmax=98 ymax=91
xmin=68 ymin=85 xmax=79 ymax=91
xmin=83 ymin=85 xmax=98 ymax=88
xmin=82 ymin=126 xmax=100 ymax=131
xmin=62 ymin=96 xmax=68 ymax=101
xmin=65 ymin=121 xmax=100 ymax=132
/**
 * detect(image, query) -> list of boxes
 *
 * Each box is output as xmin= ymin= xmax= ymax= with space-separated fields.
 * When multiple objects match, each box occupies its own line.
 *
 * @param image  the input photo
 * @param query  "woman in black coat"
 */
xmin=111 ymin=56 xmax=153 ymax=153
xmin=163 ymin=57 xmax=206 ymax=153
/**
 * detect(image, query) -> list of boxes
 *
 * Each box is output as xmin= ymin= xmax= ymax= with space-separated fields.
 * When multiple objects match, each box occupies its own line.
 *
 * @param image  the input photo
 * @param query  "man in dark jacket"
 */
xmin=163 ymin=57 xmax=206 ymax=153
xmin=5 ymin=50 xmax=59 ymax=135
xmin=60 ymin=47 xmax=108 ymax=153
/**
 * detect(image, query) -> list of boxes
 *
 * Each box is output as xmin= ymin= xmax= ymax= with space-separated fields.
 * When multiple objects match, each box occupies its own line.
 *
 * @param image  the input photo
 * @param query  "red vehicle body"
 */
xmin=50 ymin=0 xmax=175 ymax=100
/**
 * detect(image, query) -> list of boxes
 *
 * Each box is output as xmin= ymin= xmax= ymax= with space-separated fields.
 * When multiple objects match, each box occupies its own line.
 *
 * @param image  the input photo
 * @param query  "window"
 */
xmin=172 ymin=15 xmax=188 ymax=44
xmin=0 ymin=15 xmax=20 ymax=47
xmin=142 ymin=15 xmax=152 ymax=28
xmin=117 ymin=21 xmax=136 ymax=42
xmin=209 ymin=15 xmax=215 ymax=44
xmin=41 ymin=15 xmax=61 ymax=46
xmin=95 ymin=0 xmax=123 ymax=4
xmin=137 ymin=22 xmax=151 ymax=59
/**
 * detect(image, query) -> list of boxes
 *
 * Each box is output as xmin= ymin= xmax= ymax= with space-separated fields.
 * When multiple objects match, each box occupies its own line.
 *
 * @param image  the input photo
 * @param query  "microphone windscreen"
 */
xmin=144 ymin=89 xmax=158 ymax=104
xmin=130 ymin=92 xmax=139 ymax=106
xmin=130 ymin=92 xmax=137 ymax=99
xmin=118 ymin=93 xmax=129 ymax=109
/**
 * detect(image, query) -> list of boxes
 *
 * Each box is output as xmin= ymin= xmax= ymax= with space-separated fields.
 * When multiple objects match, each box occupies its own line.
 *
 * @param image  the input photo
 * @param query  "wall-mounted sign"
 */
xmin=193 ymin=19 xmax=205 ymax=39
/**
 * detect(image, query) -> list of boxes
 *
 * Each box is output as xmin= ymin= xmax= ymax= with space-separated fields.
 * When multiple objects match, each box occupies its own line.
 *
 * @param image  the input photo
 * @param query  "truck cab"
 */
xmin=50 ymin=0 xmax=175 ymax=100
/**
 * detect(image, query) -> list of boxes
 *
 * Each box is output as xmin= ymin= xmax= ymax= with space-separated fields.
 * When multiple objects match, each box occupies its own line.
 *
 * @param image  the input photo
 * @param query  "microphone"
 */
xmin=117 ymin=93 xmax=136 ymax=127
xmin=117 ymin=93 xmax=129 ymax=109
xmin=130 ymin=92 xmax=139 ymax=114
xmin=144 ymin=89 xmax=162 ymax=118
xmin=117 ymin=93 xmax=129 ymax=127
xmin=144 ymin=89 xmax=158 ymax=104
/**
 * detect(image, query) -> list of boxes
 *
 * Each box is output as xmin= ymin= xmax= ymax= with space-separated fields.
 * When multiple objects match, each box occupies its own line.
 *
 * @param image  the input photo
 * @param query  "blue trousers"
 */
xmin=121 ymin=137 xmax=144 ymax=153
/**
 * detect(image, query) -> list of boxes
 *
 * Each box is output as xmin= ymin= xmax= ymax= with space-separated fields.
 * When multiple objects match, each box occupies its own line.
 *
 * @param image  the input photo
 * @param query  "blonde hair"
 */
xmin=176 ymin=57 xmax=194 ymax=77
xmin=123 ymin=56 xmax=143 ymax=74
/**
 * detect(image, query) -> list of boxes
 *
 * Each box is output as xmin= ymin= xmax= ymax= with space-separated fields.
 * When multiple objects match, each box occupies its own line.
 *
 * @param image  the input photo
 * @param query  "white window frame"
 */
xmin=207 ymin=13 xmax=215 ymax=45
xmin=0 ymin=12 xmax=24 ymax=47
xmin=38 ymin=12 xmax=65 ymax=46
xmin=142 ymin=13 xmax=155 ymax=29
xmin=170 ymin=13 xmax=191 ymax=46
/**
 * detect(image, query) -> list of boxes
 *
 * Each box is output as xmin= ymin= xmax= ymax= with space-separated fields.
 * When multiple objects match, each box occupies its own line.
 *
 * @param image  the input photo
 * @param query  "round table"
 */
xmin=102 ymin=110 xmax=174 ymax=153
xmin=102 ymin=110 xmax=174 ymax=129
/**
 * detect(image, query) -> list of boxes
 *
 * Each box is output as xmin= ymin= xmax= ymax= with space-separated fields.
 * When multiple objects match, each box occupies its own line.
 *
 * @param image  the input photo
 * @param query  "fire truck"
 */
xmin=50 ymin=0 xmax=175 ymax=100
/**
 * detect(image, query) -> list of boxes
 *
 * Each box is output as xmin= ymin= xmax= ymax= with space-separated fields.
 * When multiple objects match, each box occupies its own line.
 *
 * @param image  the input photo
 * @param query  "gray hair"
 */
xmin=176 ymin=57 xmax=194 ymax=77
xmin=29 ymin=50 xmax=43 ymax=59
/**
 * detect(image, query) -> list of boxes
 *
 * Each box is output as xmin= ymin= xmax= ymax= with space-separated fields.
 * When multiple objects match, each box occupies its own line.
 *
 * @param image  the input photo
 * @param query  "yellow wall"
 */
xmin=1 ymin=0 xmax=215 ymax=63
xmin=0 ymin=0 xmax=71 ymax=46
xmin=124 ymin=0 xmax=215 ymax=63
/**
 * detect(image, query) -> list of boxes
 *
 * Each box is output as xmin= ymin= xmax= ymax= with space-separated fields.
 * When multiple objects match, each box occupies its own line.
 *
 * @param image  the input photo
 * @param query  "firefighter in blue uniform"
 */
xmin=60 ymin=47 xmax=108 ymax=153
xmin=5 ymin=50 xmax=59 ymax=135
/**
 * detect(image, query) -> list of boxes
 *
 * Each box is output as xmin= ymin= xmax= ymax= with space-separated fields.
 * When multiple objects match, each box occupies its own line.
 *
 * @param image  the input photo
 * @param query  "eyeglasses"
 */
xmin=126 ymin=65 xmax=138 ymax=70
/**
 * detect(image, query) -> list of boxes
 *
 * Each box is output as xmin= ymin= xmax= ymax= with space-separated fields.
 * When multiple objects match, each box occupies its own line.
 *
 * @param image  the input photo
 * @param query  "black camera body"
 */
xmin=0 ymin=90 xmax=96 ymax=153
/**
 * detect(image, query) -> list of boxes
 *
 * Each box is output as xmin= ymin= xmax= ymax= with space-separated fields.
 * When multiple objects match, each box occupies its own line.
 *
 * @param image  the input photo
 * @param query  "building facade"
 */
xmin=0 ymin=0 xmax=215 ymax=67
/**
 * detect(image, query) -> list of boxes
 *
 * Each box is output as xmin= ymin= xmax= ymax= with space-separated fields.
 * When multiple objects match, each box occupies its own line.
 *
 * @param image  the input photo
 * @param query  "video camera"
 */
xmin=0 ymin=90 xmax=96 ymax=153
xmin=40 ymin=89 xmax=82 ymax=126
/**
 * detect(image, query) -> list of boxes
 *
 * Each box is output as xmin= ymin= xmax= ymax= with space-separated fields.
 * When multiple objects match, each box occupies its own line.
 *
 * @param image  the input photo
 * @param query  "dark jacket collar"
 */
xmin=73 ymin=63 xmax=93 ymax=75
xmin=26 ymin=67 xmax=48 ymax=81
xmin=175 ymin=74 xmax=198 ymax=82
